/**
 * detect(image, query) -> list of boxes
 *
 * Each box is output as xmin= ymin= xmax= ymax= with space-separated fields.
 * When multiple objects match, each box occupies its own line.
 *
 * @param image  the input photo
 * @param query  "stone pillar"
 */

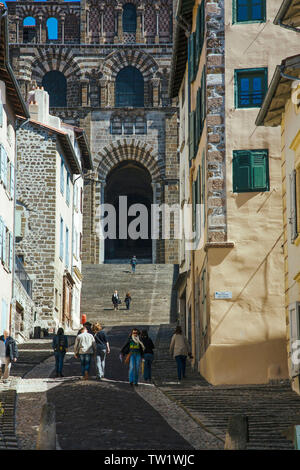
xmin=99 ymin=79 xmax=108 ymax=107
xmin=99 ymin=8 xmax=104 ymax=44
xmin=155 ymin=7 xmax=160 ymax=44
xmin=152 ymin=78 xmax=160 ymax=108
xmin=107 ymin=80 xmax=115 ymax=108
xmin=136 ymin=8 xmax=143 ymax=43
xmin=98 ymin=181 xmax=106 ymax=264
xmin=81 ymin=0 xmax=88 ymax=43
xmin=16 ymin=17 xmax=20 ymax=43
xmin=39 ymin=17 xmax=46 ymax=43
xmin=164 ymin=111 xmax=179 ymax=264
xmin=61 ymin=15 xmax=65 ymax=44
xmin=80 ymin=79 xmax=89 ymax=107
xmin=115 ymin=6 xmax=123 ymax=43
xmin=151 ymin=182 xmax=158 ymax=263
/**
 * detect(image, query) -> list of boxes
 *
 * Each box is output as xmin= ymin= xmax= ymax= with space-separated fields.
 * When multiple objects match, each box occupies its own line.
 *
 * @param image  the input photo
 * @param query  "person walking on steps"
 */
xmin=52 ymin=327 xmax=68 ymax=377
xmin=121 ymin=328 xmax=145 ymax=387
xmin=93 ymin=323 xmax=110 ymax=380
xmin=140 ymin=329 xmax=155 ymax=382
xmin=0 ymin=330 xmax=18 ymax=383
xmin=124 ymin=292 xmax=132 ymax=310
xmin=112 ymin=290 xmax=120 ymax=311
xmin=130 ymin=255 xmax=137 ymax=274
xmin=74 ymin=326 xmax=96 ymax=380
xmin=169 ymin=325 xmax=191 ymax=384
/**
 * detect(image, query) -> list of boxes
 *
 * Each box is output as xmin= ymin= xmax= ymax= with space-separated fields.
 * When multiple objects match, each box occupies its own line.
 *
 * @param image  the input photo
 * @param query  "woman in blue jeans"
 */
xmin=52 ymin=328 xmax=68 ymax=377
xmin=121 ymin=328 xmax=145 ymax=386
xmin=140 ymin=330 xmax=155 ymax=382
xmin=169 ymin=326 xmax=191 ymax=383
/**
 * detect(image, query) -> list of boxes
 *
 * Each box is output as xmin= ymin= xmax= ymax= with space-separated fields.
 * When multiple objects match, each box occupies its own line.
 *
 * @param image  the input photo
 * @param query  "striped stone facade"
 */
xmin=7 ymin=0 xmax=179 ymax=264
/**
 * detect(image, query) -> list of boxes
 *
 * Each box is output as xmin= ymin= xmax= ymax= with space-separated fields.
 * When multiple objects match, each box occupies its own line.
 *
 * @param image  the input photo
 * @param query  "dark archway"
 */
xmin=115 ymin=66 xmax=144 ymax=107
xmin=122 ymin=3 xmax=137 ymax=32
xmin=104 ymin=161 xmax=152 ymax=261
xmin=42 ymin=71 xmax=67 ymax=107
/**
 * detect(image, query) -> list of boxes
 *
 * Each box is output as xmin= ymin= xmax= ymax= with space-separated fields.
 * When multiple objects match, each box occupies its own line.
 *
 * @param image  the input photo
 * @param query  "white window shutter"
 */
xmin=3 ymin=148 xmax=7 ymax=188
xmin=10 ymin=162 xmax=14 ymax=199
xmin=0 ymin=217 xmax=3 ymax=261
xmin=290 ymin=170 xmax=298 ymax=242
xmin=289 ymin=302 xmax=300 ymax=378
xmin=9 ymin=232 xmax=13 ymax=272
xmin=2 ymin=223 xmax=6 ymax=264
xmin=0 ymin=145 xmax=4 ymax=183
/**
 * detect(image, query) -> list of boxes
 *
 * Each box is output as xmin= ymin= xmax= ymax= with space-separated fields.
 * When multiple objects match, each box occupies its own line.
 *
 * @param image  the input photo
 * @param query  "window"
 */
xmin=201 ymin=268 xmax=207 ymax=336
xmin=23 ymin=17 xmax=37 ymax=43
xmin=189 ymin=111 xmax=196 ymax=160
xmin=115 ymin=67 xmax=144 ymax=107
xmin=111 ymin=116 xmax=122 ymax=135
xmin=135 ymin=116 xmax=147 ymax=134
xmin=0 ymin=218 xmax=13 ymax=272
xmin=42 ymin=71 xmax=67 ymax=107
xmin=123 ymin=116 xmax=134 ymax=134
xmin=289 ymin=302 xmax=300 ymax=377
xmin=233 ymin=0 xmax=266 ymax=24
xmin=235 ymin=68 xmax=267 ymax=108
xmin=60 ymin=156 xmax=64 ymax=195
xmin=290 ymin=168 xmax=300 ymax=243
xmin=233 ymin=149 xmax=269 ymax=192
xmin=46 ymin=17 xmax=58 ymax=41
xmin=66 ymin=172 xmax=70 ymax=206
xmin=188 ymin=32 xmax=196 ymax=83
xmin=60 ymin=217 xmax=64 ymax=260
xmin=0 ymin=145 xmax=14 ymax=198
xmin=65 ymin=226 xmax=69 ymax=268
xmin=123 ymin=3 xmax=137 ymax=32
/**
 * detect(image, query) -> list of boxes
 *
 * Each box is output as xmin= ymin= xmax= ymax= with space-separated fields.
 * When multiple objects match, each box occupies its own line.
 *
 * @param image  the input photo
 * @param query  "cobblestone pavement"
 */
xmin=3 ymin=323 xmax=300 ymax=450
xmin=7 ymin=327 xmax=221 ymax=450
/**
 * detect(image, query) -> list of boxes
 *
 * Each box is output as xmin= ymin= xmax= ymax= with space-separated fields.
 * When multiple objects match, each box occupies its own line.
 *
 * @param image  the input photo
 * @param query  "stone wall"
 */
xmin=206 ymin=0 xmax=226 ymax=243
xmin=16 ymin=123 xmax=57 ymax=328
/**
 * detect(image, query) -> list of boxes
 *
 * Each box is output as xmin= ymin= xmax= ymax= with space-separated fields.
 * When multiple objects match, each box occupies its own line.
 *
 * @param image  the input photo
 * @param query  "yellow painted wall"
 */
xmin=186 ymin=0 xmax=300 ymax=384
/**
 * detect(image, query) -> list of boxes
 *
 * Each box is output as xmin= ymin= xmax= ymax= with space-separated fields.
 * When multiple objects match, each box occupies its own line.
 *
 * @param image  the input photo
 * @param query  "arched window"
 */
xmin=23 ymin=17 xmax=36 ymax=43
xmin=115 ymin=66 xmax=144 ymax=108
xmin=122 ymin=4 xmax=137 ymax=32
xmin=65 ymin=15 xmax=80 ymax=43
xmin=42 ymin=71 xmax=67 ymax=107
xmin=46 ymin=17 xmax=58 ymax=41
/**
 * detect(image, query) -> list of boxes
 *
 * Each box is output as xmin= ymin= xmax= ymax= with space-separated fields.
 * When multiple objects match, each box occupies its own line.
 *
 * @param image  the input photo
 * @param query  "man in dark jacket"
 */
xmin=0 ymin=330 xmax=18 ymax=382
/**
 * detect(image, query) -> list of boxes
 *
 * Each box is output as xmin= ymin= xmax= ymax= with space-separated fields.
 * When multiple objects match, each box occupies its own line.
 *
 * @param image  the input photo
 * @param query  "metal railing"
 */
xmin=15 ymin=256 xmax=33 ymax=298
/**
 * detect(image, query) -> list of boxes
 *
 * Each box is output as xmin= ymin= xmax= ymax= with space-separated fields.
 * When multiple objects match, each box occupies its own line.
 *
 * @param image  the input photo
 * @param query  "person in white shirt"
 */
xmin=74 ymin=326 xmax=96 ymax=380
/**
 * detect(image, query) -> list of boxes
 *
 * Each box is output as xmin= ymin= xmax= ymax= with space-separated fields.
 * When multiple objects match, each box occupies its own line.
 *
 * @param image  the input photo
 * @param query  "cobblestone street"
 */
xmin=2 ymin=323 xmax=300 ymax=450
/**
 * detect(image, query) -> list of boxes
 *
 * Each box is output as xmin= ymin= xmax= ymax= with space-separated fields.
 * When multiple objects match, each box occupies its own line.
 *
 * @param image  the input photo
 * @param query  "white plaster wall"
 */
xmin=0 ymin=80 xmax=16 ymax=333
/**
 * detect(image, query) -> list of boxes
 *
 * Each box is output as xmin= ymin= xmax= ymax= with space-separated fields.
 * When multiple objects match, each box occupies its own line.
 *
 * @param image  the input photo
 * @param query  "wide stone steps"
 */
xmin=152 ymin=323 xmax=300 ymax=450
xmin=81 ymin=264 xmax=178 ymax=326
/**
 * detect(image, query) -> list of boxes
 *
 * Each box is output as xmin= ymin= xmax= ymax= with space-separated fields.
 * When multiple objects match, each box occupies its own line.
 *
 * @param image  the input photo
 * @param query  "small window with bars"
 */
xmin=111 ymin=116 xmax=122 ymax=135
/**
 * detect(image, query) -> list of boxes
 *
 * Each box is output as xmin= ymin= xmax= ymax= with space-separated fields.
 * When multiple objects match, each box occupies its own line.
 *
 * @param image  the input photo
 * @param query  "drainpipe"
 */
xmin=11 ymin=117 xmax=30 ymax=335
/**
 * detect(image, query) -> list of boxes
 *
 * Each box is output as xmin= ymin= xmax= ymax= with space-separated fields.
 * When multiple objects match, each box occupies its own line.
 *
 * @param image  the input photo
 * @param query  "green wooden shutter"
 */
xmin=189 ymin=111 xmax=195 ymax=160
xmin=201 ymin=66 xmax=206 ymax=128
xmin=196 ymin=5 xmax=201 ymax=68
xmin=251 ymin=151 xmax=269 ymax=191
xmin=192 ymin=180 xmax=196 ymax=232
xmin=200 ymin=0 xmax=205 ymax=53
xmin=10 ymin=163 xmax=14 ymax=199
xmin=202 ymin=151 xmax=206 ymax=226
xmin=233 ymin=152 xmax=251 ymax=192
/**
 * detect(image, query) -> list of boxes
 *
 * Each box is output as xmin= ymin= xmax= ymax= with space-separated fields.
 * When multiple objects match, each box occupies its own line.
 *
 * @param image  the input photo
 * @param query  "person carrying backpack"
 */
xmin=52 ymin=327 xmax=68 ymax=377
xmin=130 ymin=255 xmax=137 ymax=274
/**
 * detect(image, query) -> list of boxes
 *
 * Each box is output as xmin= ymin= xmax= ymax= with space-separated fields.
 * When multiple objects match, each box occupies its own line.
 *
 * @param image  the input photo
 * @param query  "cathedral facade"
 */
xmin=7 ymin=0 xmax=179 ymax=264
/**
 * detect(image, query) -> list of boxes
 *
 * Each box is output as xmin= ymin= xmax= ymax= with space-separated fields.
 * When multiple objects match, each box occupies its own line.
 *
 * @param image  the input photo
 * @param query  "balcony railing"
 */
xmin=15 ymin=256 xmax=32 ymax=298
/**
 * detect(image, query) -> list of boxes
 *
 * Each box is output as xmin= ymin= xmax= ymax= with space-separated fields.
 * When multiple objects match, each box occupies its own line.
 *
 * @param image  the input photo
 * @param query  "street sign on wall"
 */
xmin=215 ymin=291 xmax=232 ymax=299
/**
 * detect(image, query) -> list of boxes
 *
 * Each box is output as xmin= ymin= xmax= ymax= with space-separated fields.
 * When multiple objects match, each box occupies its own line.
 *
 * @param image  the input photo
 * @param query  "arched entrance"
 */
xmin=104 ymin=161 xmax=153 ymax=261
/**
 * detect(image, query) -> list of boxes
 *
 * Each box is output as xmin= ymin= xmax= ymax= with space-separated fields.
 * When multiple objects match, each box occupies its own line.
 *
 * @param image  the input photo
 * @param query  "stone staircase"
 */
xmin=81 ymin=264 xmax=178 ymax=326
